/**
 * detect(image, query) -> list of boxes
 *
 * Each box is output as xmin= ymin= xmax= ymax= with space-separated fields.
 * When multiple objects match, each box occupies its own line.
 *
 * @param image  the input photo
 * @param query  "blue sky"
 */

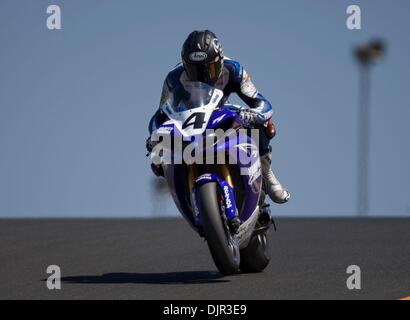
xmin=0 ymin=0 xmax=409 ymax=217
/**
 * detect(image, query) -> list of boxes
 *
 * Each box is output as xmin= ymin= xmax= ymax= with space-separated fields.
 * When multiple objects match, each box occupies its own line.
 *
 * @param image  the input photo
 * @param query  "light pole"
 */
xmin=354 ymin=40 xmax=385 ymax=216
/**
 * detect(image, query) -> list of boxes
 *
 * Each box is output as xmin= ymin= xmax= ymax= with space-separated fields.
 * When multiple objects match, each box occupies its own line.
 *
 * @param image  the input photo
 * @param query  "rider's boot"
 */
xmin=260 ymin=149 xmax=290 ymax=204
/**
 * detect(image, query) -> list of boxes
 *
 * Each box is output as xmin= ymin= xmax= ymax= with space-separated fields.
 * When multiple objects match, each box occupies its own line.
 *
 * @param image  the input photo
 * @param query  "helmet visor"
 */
xmin=184 ymin=61 xmax=222 ymax=84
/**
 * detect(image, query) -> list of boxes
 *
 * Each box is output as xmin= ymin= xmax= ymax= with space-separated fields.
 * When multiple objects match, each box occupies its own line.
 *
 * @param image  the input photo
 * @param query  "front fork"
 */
xmin=188 ymin=164 xmax=238 ymax=230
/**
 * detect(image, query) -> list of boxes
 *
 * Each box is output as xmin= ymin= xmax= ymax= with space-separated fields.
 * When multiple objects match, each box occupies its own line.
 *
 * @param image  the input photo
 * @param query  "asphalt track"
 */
xmin=0 ymin=218 xmax=409 ymax=300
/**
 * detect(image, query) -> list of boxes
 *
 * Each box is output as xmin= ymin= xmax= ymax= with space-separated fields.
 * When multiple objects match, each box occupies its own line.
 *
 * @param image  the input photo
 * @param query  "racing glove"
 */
xmin=238 ymin=109 xmax=264 ymax=128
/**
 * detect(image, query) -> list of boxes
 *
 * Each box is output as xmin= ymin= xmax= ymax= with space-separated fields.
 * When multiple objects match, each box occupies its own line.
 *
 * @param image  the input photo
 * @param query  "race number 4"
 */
xmin=182 ymin=112 xmax=206 ymax=130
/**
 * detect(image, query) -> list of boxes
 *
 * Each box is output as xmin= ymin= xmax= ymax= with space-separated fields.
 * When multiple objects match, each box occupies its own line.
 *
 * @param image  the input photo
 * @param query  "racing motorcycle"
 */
xmin=149 ymin=81 xmax=272 ymax=275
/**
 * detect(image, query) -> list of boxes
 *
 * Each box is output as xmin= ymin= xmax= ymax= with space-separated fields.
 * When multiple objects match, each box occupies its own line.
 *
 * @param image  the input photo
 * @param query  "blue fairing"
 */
xmin=156 ymin=105 xmax=261 ymax=232
xmin=206 ymin=108 xmax=237 ymax=130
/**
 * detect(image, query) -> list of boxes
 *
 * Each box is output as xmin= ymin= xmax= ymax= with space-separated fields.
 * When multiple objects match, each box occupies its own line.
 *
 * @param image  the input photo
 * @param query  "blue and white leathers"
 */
xmin=149 ymin=58 xmax=273 ymax=140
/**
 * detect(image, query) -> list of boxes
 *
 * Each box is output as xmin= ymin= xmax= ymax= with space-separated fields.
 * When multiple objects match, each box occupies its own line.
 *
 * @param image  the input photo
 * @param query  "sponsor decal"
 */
xmin=212 ymin=114 xmax=225 ymax=125
xmin=240 ymin=79 xmax=257 ymax=98
xmin=198 ymin=174 xmax=213 ymax=181
xmin=224 ymin=185 xmax=232 ymax=209
xmin=247 ymin=160 xmax=261 ymax=185
xmin=156 ymin=126 xmax=173 ymax=134
xmin=189 ymin=51 xmax=208 ymax=62
xmin=212 ymin=94 xmax=220 ymax=104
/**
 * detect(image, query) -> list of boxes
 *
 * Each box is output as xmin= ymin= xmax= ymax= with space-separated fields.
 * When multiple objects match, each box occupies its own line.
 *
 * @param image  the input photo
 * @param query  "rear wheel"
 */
xmin=239 ymin=232 xmax=270 ymax=273
xmin=196 ymin=182 xmax=240 ymax=275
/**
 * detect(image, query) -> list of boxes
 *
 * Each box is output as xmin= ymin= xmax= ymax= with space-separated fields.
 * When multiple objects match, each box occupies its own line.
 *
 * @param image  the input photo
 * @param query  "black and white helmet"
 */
xmin=181 ymin=30 xmax=224 ymax=85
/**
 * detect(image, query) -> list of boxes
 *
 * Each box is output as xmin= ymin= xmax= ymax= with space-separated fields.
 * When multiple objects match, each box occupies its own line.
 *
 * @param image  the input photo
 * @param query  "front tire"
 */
xmin=196 ymin=182 xmax=240 ymax=275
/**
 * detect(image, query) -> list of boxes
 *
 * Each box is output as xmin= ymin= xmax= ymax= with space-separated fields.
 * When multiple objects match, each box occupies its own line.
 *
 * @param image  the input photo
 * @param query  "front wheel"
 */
xmin=196 ymin=182 xmax=240 ymax=275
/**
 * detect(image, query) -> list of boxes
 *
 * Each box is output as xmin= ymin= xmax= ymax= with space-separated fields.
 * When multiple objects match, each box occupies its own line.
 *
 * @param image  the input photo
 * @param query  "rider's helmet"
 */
xmin=181 ymin=30 xmax=224 ymax=85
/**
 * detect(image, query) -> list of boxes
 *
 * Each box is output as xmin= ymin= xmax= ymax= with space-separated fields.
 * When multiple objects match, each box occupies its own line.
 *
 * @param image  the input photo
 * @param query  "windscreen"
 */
xmin=162 ymin=81 xmax=216 ymax=113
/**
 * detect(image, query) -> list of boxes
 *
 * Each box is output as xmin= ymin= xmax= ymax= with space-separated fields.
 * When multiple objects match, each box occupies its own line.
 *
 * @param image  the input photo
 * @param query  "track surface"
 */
xmin=0 ymin=218 xmax=409 ymax=300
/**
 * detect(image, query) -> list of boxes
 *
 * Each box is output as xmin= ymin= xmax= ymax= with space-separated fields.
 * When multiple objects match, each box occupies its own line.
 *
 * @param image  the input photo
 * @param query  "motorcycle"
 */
xmin=149 ymin=81 xmax=271 ymax=275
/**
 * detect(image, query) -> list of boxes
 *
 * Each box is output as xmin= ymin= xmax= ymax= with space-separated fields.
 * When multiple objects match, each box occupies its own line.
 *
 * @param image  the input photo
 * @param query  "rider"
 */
xmin=147 ymin=30 xmax=290 ymax=205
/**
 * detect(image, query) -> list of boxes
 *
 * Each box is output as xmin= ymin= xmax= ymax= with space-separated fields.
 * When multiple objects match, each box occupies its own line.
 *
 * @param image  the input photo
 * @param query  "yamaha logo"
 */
xmin=189 ymin=51 xmax=208 ymax=62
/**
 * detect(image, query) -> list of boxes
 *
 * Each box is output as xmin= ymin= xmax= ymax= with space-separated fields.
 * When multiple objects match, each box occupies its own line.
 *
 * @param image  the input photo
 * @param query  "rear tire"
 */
xmin=196 ymin=182 xmax=240 ymax=275
xmin=240 ymin=233 xmax=270 ymax=273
